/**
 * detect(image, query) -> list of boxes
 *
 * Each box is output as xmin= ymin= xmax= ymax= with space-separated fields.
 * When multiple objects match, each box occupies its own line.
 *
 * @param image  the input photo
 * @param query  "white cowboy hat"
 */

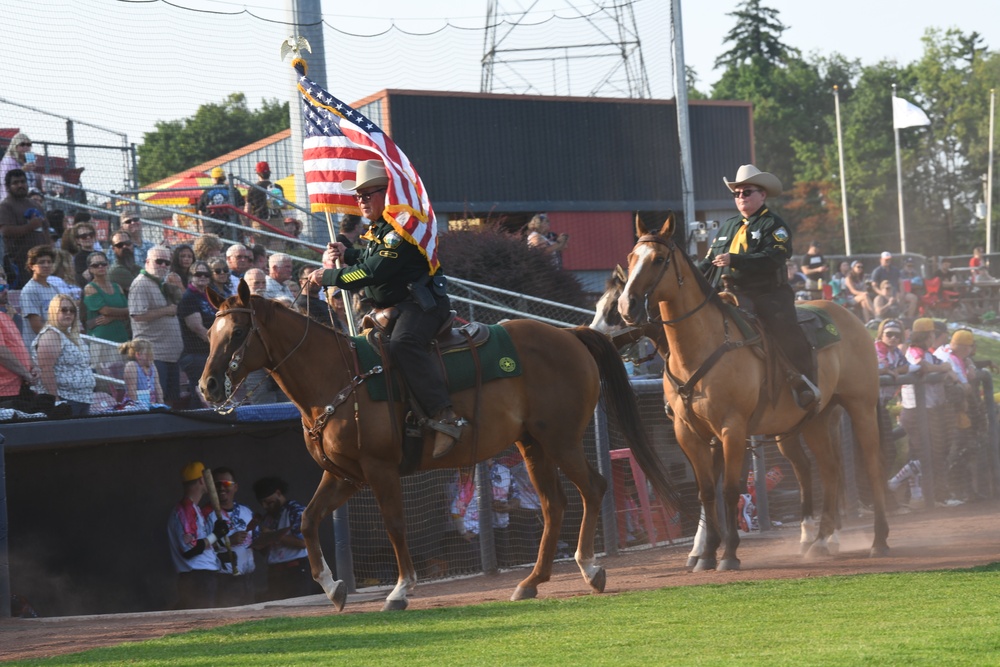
xmin=723 ymin=164 xmax=783 ymax=197
xmin=342 ymin=159 xmax=389 ymax=192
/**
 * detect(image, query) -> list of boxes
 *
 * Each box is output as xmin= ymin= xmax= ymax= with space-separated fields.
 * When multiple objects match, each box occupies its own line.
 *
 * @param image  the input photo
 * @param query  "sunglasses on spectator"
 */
xmin=213 ymin=268 xmax=230 ymax=275
xmin=89 ymin=261 xmax=108 ymax=268
xmin=59 ymin=306 xmax=76 ymax=315
xmin=354 ymin=187 xmax=386 ymax=203
xmin=122 ymin=218 xmax=139 ymax=224
xmin=884 ymin=331 xmax=901 ymax=338
xmin=192 ymin=271 xmax=211 ymax=278
xmin=76 ymin=232 xmax=95 ymax=240
xmin=732 ymin=189 xmax=761 ymax=198
xmin=234 ymin=255 xmax=252 ymax=261
xmin=113 ymin=241 xmax=133 ymax=249
xmin=153 ymin=258 xmax=171 ymax=266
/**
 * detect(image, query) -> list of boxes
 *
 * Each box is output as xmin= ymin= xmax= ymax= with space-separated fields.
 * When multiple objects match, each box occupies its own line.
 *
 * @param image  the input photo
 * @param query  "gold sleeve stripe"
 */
xmin=341 ymin=269 xmax=368 ymax=282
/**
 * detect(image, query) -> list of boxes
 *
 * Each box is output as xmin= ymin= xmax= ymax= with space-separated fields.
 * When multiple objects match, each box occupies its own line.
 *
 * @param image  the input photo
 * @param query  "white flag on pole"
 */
xmin=892 ymin=96 xmax=931 ymax=129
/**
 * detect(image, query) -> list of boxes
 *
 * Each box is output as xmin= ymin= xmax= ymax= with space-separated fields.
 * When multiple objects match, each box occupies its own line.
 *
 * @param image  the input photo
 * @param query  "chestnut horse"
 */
xmin=617 ymin=215 xmax=888 ymax=571
xmin=200 ymin=282 xmax=680 ymax=610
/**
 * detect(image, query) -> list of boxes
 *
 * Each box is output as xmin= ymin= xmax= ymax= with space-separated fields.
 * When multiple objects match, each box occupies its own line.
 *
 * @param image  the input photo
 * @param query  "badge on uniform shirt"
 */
xmin=773 ymin=227 xmax=789 ymax=242
xmin=751 ymin=230 xmax=761 ymax=240
xmin=379 ymin=250 xmax=398 ymax=258
xmin=383 ymin=231 xmax=403 ymax=249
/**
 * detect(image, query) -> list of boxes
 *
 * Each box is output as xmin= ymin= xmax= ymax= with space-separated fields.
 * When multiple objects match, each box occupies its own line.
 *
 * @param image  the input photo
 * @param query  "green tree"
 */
xmin=137 ymin=93 xmax=289 ymax=185
xmin=713 ymin=0 xmax=799 ymax=71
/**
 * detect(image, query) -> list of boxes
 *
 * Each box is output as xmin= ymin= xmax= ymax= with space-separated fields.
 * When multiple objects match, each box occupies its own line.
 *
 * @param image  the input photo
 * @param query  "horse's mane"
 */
xmin=219 ymin=293 xmax=347 ymax=340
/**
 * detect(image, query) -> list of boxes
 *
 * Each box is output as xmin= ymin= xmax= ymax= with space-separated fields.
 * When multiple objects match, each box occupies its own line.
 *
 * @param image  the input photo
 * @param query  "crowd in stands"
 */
xmin=0 ymin=163 xmax=349 ymax=419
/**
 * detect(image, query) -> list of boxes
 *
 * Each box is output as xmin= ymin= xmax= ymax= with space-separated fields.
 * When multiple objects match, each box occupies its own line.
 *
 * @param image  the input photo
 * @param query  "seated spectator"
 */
xmin=829 ymin=260 xmax=852 ymax=307
xmin=118 ymin=338 xmax=163 ymax=409
xmin=177 ymin=261 xmax=216 ymax=407
xmin=844 ymin=260 xmax=874 ymax=322
xmin=872 ymin=279 xmax=903 ymax=320
xmin=193 ymin=233 xmax=223 ymax=261
xmin=932 ymin=257 xmax=963 ymax=290
xmin=901 ymin=257 xmax=920 ymax=281
xmin=171 ymin=244 xmax=195 ymax=288
xmin=32 ymin=294 xmax=95 ymax=416
xmin=969 ymin=246 xmax=984 ymax=271
xmin=208 ymin=257 xmax=233 ymax=299
xmin=284 ymin=279 xmax=301 ymax=301
xmin=244 ymin=268 xmax=267 ymax=296
xmin=872 ymin=251 xmax=919 ymax=318
xmin=19 ymin=245 xmax=60 ymax=348
xmin=225 ymin=243 xmax=252 ymax=292
xmin=264 ymin=253 xmax=295 ymax=300
xmin=81 ymin=251 xmax=129 ymax=343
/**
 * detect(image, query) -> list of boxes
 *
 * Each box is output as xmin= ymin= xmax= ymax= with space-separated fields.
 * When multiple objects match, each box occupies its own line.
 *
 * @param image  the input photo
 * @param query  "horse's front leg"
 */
xmin=365 ymin=462 xmax=417 ymax=611
xmin=719 ymin=427 xmax=747 ymax=571
xmin=302 ymin=470 xmax=359 ymax=611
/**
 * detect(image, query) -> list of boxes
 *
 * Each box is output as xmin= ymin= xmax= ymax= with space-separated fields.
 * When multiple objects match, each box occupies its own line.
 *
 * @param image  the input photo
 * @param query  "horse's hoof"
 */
xmin=869 ymin=545 xmax=889 ymax=558
xmin=692 ymin=558 xmax=717 ymax=572
xmin=806 ymin=542 xmax=830 ymax=560
xmin=511 ymin=586 xmax=538 ymax=601
xmin=799 ymin=542 xmax=810 ymax=556
xmin=328 ymin=579 xmax=347 ymax=612
xmin=718 ymin=558 xmax=741 ymax=571
xmin=382 ymin=598 xmax=408 ymax=611
xmin=588 ymin=567 xmax=606 ymax=593
xmin=685 ymin=556 xmax=699 ymax=569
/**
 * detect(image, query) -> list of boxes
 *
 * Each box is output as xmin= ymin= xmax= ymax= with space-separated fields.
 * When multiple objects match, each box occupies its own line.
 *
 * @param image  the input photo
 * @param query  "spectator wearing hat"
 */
xmin=901 ymin=317 xmax=962 ymax=507
xmin=0 ymin=169 xmax=53 ymax=287
xmin=245 ymin=161 xmax=284 ymax=244
xmin=108 ymin=230 xmax=141 ymax=296
xmin=282 ymin=216 xmax=302 ymax=252
xmin=934 ymin=329 xmax=985 ymax=501
xmin=197 ymin=167 xmax=245 ymax=242
xmin=872 ymin=251 xmax=918 ymax=318
xmin=844 ymin=259 xmax=874 ymax=322
xmin=167 ymin=461 xmax=227 ymax=609
xmin=251 ymin=476 xmax=318 ymax=601
xmin=698 ymin=163 xmax=818 ymax=407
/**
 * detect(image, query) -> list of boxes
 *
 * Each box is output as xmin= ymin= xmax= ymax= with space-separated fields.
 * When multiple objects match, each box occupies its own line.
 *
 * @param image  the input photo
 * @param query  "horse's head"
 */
xmin=589 ymin=264 xmax=628 ymax=333
xmin=618 ymin=213 xmax=680 ymax=325
xmin=200 ymin=280 xmax=272 ymax=405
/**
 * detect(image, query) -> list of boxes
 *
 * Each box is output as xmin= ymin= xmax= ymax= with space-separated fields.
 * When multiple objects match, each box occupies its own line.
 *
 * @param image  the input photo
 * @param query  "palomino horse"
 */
xmin=200 ymin=282 xmax=680 ymax=610
xmin=617 ymin=215 xmax=889 ymax=571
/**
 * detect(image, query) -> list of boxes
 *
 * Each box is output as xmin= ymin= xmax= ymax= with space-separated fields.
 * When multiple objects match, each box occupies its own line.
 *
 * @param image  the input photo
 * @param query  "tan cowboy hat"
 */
xmin=723 ymin=164 xmax=783 ymax=197
xmin=342 ymin=159 xmax=389 ymax=192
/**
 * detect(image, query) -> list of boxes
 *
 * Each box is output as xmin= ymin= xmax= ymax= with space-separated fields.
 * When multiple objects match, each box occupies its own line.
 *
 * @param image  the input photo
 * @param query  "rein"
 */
xmin=635 ymin=234 xmax=714 ymax=326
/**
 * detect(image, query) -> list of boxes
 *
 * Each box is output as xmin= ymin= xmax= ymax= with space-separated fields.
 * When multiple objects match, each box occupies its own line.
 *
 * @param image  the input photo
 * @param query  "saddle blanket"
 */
xmin=352 ymin=324 xmax=523 ymax=402
xmin=795 ymin=304 xmax=842 ymax=349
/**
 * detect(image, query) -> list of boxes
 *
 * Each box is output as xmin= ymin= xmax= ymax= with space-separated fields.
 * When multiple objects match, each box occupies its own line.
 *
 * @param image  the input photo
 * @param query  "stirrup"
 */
xmin=794 ymin=374 xmax=820 ymax=408
xmin=423 ymin=413 xmax=469 ymax=439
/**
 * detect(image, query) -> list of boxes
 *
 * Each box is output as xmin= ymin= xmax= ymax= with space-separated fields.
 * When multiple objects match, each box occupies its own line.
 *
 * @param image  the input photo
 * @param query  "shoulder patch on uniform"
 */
xmin=773 ymin=227 xmax=789 ymax=242
xmin=378 ymin=250 xmax=398 ymax=258
xmin=383 ymin=231 xmax=403 ymax=249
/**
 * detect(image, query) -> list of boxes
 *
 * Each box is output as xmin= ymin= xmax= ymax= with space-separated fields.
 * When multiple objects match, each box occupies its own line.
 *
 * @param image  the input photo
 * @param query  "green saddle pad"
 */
xmin=352 ymin=324 xmax=523 ymax=402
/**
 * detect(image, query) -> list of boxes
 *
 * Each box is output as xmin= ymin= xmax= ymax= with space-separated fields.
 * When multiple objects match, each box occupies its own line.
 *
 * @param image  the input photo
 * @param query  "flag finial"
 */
xmin=280 ymin=35 xmax=311 ymax=62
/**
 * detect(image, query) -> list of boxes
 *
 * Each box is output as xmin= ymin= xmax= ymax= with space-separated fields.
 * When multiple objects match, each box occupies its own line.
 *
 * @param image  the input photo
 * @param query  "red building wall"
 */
xmin=546 ymin=211 xmax=635 ymax=272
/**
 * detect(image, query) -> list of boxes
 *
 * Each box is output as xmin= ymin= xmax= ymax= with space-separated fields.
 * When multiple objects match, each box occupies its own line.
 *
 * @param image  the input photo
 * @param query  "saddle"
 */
xmin=362 ymin=307 xmax=491 ymax=352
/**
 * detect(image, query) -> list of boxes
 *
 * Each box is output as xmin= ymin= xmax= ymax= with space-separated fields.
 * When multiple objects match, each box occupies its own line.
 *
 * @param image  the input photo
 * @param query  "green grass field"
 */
xmin=13 ymin=563 xmax=1000 ymax=667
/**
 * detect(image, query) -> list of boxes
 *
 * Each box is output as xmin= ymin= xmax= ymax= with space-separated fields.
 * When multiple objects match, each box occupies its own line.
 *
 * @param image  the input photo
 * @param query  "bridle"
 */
xmin=211 ymin=296 xmax=310 ymax=413
xmin=633 ymin=234 xmax=714 ymax=326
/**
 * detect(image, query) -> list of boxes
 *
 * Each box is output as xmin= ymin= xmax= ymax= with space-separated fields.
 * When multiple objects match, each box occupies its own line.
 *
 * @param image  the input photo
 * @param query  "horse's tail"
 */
xmin=569 ymin=327 xmax=683 ymax=512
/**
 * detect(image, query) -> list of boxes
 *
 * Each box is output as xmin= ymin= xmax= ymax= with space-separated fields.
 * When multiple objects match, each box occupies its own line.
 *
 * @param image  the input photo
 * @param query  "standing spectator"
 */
xmin=969 ymin=246 xmax=984 ymax=271
xmin=799 ymin=240 xmax=828 ymax=296
xmin=786 ymin=260 xmax=807 ymax=298
xmin=244 ymin=268 xmax=267 ymax=295
xmin=117 ymin=213 xmax=155 ymax=268
xmin=829 ymin=260 xmax=852 ymax=307
xmin=1 ymin=169 xmax=52 ymax=287
xmin=167 ymin=461 xmax=226 ymax=610
xmin=129 ymin=246 xmax=184 ymax=406
xmin=872 ymin=251 xmax=919 ymax=318
xmin=81 ymin=251 xmax=129 ymax=343
xmin=193 ymin=233 xmax=223 ymax=261
xmin=264 ymin=252 xmax=294 ymax=300
xmin=446 ymin=460 xmax=518 ymax=569
xmin=108 ymin=231 xmax=141 ymax=296
xmin=250 ymin=244 xmax=268 ymax=271
xmin=294 ymin=267 xmax=336 ymax=327
xmin=19 ymin=245 xmax=60 ymax=348
xmin=282 ymin=216 xmax=302 ymax=252
xmin=197 ymin=167 xmax=244 ymax=241
xmin=225 ymin=243 xmax=252 ymax=291
xmin=507 ymin=453 xmax=543 ymax=565
xmin=525 ymin=213 xmax=568 ymax=269
xmin=0 ymin=266 xmax=37 ymax=401
xmin=49 ymin=249 xmax=81 ymax=300
xmin=245 ymin=161 xmax=284 ymax=244
xmin=844 ymin=259 xmax=874 ymax=322
xmin=171 ymin=244 xmax=195 ymax=288
xmin=212 ymin=467 xmax=258 ymax=607
xmin=208 ymin=257 xmax=233 ymax=299
xmin=70 ymin=222 xmax=99 ymax=288
xmin=32 ymin=294 xmax=95 ymax=416
xmin=934 ymin=329 xmax=981 ymax=502
xmin=118 ymin=338 xmax=163 ymax=409
xmin=251 ymin=476 xmax=317 ymax=601
xmin=1 ymin=133 xmax=40 ymax=198
xmin=335 ymin=216 xmax=364 ymax=248
xmin=901 ymin=318 xmax=961 ymax=507
xmin=178 ymin=261 xmax=216 ymax=407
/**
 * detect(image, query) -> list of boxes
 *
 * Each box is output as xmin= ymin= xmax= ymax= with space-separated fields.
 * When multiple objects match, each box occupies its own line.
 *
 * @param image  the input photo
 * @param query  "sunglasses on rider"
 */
xmin=354 ymin=187 xmax=386 ymax=203
xmin=732 ymin=189 xmax=761 ymax=198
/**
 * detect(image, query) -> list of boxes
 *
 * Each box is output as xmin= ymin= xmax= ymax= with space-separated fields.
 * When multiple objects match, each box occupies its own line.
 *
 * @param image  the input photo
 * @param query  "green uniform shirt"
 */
xmin=698 ymin=206 xmax=792 ymax=292
xmin=321 ymin=218 xmax=436 ymax=307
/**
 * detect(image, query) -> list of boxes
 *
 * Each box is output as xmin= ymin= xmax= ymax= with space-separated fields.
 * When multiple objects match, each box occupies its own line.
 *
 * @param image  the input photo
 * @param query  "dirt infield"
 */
xmin=3 ymin=499 xmax=998 ymax=663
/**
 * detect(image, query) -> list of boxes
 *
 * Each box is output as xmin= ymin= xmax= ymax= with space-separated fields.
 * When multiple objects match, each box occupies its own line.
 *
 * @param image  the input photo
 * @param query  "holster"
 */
xmin=407 ymin=273 xmax=435 ymax=312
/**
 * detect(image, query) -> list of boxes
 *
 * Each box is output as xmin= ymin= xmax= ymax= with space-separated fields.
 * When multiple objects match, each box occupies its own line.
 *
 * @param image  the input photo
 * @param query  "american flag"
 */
xmin=294 ymin=60 xmax=440 ymax=273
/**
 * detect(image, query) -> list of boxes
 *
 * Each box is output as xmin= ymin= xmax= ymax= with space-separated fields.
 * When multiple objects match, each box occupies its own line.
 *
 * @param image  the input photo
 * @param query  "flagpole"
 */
xmin=893 ymin=85 xmax=907 ymax=255
xmin=834 ymin=85 xmax=851 ymax=255
xmin=987 ymin=88 xmax=995 ymax=256
xmin=324 ymin=211 xmax=358 ymax=336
